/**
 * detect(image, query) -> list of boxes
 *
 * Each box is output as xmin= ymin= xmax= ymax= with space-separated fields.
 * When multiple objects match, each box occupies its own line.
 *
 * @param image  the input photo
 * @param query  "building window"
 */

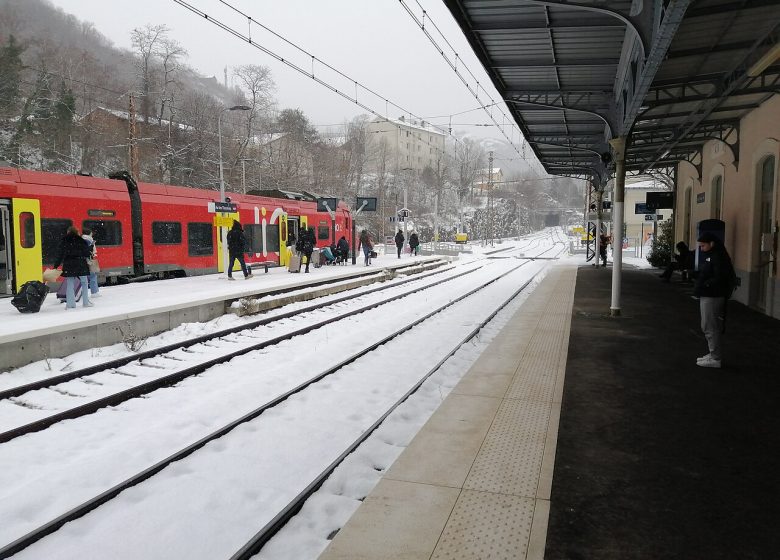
xmin=187 ymin=223 xmax=213 ymax=256
xmin=82 ymin=220 xmax=122 ymax=246
xmin=41 ymin=218 xmax=73 ymax=265
xmin=152 ymin=221 xmax=182 ymax=244
xmin=19 ymin=212 xmax=35 ymax=248
xmin=711 ymin=175 xmax=723 ymax=220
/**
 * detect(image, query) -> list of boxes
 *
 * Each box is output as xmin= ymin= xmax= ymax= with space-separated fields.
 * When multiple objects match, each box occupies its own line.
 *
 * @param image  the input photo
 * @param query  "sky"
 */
xmin=46 ymin=0 xmax=524 ymax=147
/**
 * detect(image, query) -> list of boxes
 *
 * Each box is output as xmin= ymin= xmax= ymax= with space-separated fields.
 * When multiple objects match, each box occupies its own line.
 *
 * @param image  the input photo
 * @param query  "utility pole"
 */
xmin=488 ymin=151 xmax=494 ymax=247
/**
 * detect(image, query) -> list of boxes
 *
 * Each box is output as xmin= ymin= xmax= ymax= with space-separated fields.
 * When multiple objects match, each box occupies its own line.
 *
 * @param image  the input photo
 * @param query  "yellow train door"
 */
xmin=11 ymin=198 xmax=42 ymax=292
xmin=278 ymin=213 xmax=289 ymax=267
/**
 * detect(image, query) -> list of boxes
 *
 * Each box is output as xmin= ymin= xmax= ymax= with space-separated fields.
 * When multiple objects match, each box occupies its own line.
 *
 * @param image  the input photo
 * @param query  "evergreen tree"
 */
xmin=647 ymin=218 xmax=673 ymax=267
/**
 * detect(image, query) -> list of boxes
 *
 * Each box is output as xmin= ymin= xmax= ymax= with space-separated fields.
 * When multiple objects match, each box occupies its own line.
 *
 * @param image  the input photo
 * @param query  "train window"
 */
xmin=152 ymin=221 xmax=182 ymax=244
xmin=83 ymin=220 xmax=122 ymax=246
xmin=244 ymin=224 xmax=264 ymax=253
xmin=266 ymin=225 xmax=279 ymax=253
xmin=41 ymin=218 xmax=73 ymax=265
xmin=19 ymin=212 xmax=35 ymax=248
xmin=187 ymin=223 xmax=213 ymax=256
xmin=318 ymin=225 xmax=329 ymax=240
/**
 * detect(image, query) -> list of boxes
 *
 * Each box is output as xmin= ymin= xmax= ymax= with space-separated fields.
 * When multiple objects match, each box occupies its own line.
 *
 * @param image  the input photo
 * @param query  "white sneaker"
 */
xmin=696 ymin=356 xmax=721 ymax=368
xmin=227 ymin=277 xmax=236 ymax=281
xmin=91 ymin=293 xmax=101 ymax=298
xmin=696 ymin=354 xmax=711 ymax=363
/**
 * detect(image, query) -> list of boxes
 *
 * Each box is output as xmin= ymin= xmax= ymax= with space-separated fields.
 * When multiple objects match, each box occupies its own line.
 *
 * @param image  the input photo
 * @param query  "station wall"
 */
xmin=674 ymin=94 xmax=780 ymax=318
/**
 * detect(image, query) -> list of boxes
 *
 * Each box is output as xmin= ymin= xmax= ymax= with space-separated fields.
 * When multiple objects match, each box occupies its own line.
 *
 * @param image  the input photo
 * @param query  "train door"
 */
xmin=278 ymin=214 xmax=289 ymax=267
xmin=0 ymin=201 xmax=11 ymax=295
xmin=10 ymin=198 xmax=42 ymax=293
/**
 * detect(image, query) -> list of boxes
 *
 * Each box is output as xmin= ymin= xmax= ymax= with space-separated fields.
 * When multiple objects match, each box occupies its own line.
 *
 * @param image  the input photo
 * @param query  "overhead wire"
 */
xmin=171 ymin=0 xmax=469 ymax=157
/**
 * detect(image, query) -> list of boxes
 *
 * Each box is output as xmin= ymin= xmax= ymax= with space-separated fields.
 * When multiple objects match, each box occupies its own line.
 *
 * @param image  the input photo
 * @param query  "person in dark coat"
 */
xmin=226 ymin=220 xmax=252 ymax=280
xmin=358 ymin=229 xmax=373 ymax=266
xmin=336 ymin=236 xmax=349 ymax=264
xmin=660 ymin=241 xmax=693 ymax=282
xmin=394 ymin=229 xmax=405 ymax=258
xmin=599 ymin=233 xmax=611 ymax=267
xmin=301 ymin=226 xmax=316 ymax=273
xmin=409 ymin=231 xmax=420 ymax=256
xmin=52 ymin=226 xmax=92 ymax=308
xmin=694 ymin=232 xmax=736 ymax=368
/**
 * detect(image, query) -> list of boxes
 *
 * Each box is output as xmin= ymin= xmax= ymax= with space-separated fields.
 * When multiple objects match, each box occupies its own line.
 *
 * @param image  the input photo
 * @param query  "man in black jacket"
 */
xmin=226 ymin=220 xmax=252 ymax=280
xmin=394 ymin=229 xmax=404 ymax=258
xmin=694 ymin=232 xmax=736 ymax=368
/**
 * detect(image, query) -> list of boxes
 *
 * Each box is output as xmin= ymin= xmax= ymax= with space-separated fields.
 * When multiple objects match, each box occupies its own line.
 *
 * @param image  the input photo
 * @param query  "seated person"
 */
xmin=660 ymin=241 xmax=693 ymax=281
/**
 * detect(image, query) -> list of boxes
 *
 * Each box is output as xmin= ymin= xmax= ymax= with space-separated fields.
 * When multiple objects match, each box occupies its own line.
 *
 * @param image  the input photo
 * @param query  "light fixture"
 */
xmin=747 ymin=43 xmax=780 ymax=78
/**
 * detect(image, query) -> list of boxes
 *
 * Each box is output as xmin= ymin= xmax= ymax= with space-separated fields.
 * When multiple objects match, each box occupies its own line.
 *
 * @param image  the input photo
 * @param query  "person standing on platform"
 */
xmin=358 ymin=229 xmax=373 ymax=266
xmin=599 ymin=233 xmax=611 ymax=267
xmin=394 ymin=228 xmax=405 ymax=258
xmin=694 ymin=232 xmax=736 ymax=369
xmin=302 ymin=226 xmax=316 ymax=273
xmin=52 ymin=226 xmax=92 ymax=309
xmin=336 ymin=235 xmax=349 ymax=263
xmin=81 ymin=227 xmax=100 ymax=298
xmin=226 ymin=220 xmax=252 ymax=280
xmin=409 ymin=231 xmax=420 ymax=256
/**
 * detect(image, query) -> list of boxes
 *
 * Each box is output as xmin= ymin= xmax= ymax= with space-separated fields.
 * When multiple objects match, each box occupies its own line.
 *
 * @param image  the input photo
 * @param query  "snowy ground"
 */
xmin=1 ymin=228 xmax=576 ymax=559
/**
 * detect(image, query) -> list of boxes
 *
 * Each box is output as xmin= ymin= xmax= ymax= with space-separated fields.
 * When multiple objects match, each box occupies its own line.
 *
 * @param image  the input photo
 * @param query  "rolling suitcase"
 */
xmin=288 ymin=253 xmax=302 ymax=273
xmin=311 ymin=248 xmax=321 ymax=268
xmin=56 ymin=277 xmax=82 ymax=302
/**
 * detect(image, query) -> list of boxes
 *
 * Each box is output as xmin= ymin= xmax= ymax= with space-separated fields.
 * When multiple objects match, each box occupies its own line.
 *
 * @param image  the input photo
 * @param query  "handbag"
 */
xmin=369 ymin=250 xmax=378 ymax=258
xmin=42 ymin=268 xmax=62 ymax=282
xmin=87 ymin=258 xmax=101 ymax=273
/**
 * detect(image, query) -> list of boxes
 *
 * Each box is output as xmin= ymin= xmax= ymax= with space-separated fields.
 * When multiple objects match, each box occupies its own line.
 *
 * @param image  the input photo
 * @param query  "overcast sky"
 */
xmin=47 ymin=0 xmax=525 ymax=148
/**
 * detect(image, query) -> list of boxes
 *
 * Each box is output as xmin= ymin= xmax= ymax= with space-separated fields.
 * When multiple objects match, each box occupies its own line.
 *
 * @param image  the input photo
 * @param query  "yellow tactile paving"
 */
xmin=319 ymin=265 xmax=577 ymax=560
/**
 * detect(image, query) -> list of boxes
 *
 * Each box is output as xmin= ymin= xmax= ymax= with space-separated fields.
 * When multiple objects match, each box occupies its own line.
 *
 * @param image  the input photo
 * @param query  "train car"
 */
xmin=0 ymin=167 xmax=352 ymax=296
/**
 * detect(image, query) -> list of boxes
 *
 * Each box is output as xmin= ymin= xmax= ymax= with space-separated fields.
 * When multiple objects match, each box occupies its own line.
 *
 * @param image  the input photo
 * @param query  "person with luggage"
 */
xmin=226 ymin=220 xmax=252 ymax=280
xmin=358 ymin=229 xmax=373 ymax=266
xmin=409 ymin=231 xmax=420 ymax=256
xmin=694 ymin=232 xmax=737 ymax=369
xmin=302 ymin=227 xmax=316 ymax=273
xmin=51 ymin=225 xmax=92 ymax=309
xmin=81 ymin=227 xmax=100 ymax=297
xmin=394 ymin=228 xmax=405 ymax=258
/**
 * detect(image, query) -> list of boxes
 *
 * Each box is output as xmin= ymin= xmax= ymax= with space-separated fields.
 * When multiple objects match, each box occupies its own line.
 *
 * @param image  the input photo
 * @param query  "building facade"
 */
xmin=365 ymin=116 xmax=446 ymax=174
xmin=674 ymin=94 xmax=779 ymax=318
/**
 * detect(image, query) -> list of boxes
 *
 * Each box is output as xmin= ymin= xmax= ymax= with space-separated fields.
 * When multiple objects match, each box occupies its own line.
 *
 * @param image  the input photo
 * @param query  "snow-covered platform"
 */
xmin=0 ymin=256 xmax=442 ymax=372
xmin=321 ymin=265 xmax=780 ymax=560
xmin=320 ymin=264 xmax=577 ymax=560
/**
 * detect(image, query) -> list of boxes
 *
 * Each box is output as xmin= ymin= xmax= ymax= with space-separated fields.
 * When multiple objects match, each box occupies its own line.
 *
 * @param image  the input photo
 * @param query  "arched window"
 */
xmin=711 ymin=175 xmax=723 ymax=220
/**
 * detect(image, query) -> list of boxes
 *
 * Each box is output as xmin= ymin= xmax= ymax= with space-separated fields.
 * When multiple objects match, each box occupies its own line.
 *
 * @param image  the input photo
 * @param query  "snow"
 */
xmin=0 ymin=229 xmax=577 ymax=559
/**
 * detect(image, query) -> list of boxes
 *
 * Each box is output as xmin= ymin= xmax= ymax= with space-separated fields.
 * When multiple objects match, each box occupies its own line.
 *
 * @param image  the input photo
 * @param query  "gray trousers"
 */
xmin=700 ymin=296 xmax=725 ymax=360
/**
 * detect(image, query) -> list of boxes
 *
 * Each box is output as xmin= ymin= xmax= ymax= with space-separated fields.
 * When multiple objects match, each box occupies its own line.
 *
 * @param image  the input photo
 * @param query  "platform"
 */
xmin=0 ymin=256 xmax=443 ymax=372
xmin=319 ymin=264 xmax=780 ymax=559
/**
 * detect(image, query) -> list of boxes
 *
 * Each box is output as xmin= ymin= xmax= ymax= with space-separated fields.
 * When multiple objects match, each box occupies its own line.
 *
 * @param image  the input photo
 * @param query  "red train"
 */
xmin=0 ymin=167 xmax=353 ymax=295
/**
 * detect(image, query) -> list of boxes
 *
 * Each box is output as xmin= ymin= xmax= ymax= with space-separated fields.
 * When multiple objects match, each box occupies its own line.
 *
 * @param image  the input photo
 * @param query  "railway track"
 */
xmin=0 ymin=241 xmax=564 ymax=559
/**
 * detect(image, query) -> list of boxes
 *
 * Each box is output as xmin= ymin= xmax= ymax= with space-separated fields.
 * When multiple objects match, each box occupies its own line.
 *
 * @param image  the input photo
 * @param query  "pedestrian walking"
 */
xmin=358 ymin=229 xmax=373 ymax=266
xmin=226 ymin=220 xmax=252 ymax=280
xmin=394 ymin=228 xmax=405 ymax=258
xmin=409 ymin=231 xmax=420 ymax=256
xmin=82 ymin=227 xmax=100 ymax=297
xmin=302 ymin=226 xmax=316 ymax=273
xmin=52 ymin=226 xmax=92 ymax=309
xmin=694 ymin=232 xmax=737 ymax=368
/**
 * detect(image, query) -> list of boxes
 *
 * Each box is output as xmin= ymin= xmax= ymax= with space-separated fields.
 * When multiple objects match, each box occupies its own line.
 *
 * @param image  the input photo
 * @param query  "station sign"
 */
xmin=635 ymin=203 xmax=653 ymax=214
xmin=356 ymin=197 xmax=377 ymax=212
xmin=213 ymin=215 xmax=235 ymax=227
xmin=208 ymin=201 xmax=238 ymax=213
xmin=646 ymin=191 xmax=674 ymax=210
xmin=316 ymin=197 xmax=338 ymax=213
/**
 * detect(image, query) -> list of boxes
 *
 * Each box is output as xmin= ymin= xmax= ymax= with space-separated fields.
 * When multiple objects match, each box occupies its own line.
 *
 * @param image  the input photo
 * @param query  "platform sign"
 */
xmin=646 ymin=191 xmax=674 ymax=210
xmin=208 ymin=201 xmax=237 ymax=213
xmin=635 ymin=203 xmax=654 ymax=214
xmin=213 ymin=215 xmax=236 ymax=227
xmin=316 ymin=197 xmax=338 ymax=213
xmin=602 ymin=200 xmax=612 ymax=210
xmin=645 ymin=214 xmax=656 ymax=221
xmin=356 ymin=197 xmax=377 ymax=212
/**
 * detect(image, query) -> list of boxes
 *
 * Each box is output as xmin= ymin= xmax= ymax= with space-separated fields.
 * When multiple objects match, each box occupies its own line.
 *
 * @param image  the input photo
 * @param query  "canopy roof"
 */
xmin=443 ymin=0 xmax=780 ymax=185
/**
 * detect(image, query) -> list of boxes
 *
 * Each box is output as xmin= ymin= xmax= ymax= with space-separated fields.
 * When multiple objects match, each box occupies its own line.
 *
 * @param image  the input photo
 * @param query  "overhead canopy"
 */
xmin=443 ymin=0 xmax=780 ymax=185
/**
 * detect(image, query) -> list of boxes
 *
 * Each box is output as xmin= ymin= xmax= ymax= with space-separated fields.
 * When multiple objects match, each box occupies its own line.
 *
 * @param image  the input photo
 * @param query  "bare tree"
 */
xmin=130 ymin=24 xmax=167 ymax=124
xmin=453 ymin=137 xmax=484 ymax=231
